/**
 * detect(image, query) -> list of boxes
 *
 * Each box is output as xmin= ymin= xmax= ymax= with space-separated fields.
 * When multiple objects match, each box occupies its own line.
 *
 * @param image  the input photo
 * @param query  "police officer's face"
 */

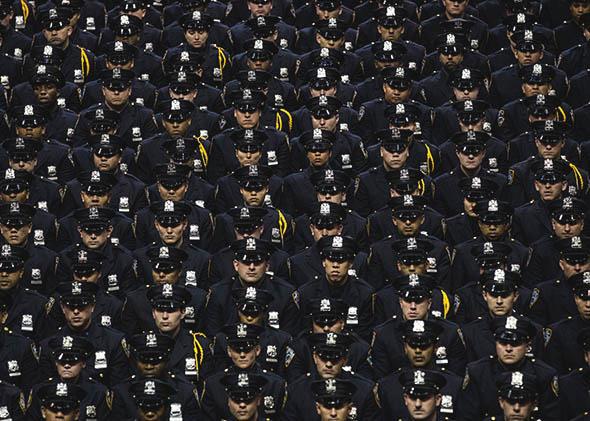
xmin=233 ymin=259 xmax=268 ymax=283
xmin=453 ymin=87 xmax=480 ymax=101
xmin=240 ymin=186 xmax=269 ymax=207
xmin=56 ymin=360 xmax=85 ymax=380
xmin=155 ymin=220 xmax=187 ymax=246
xmin=552 ymin=219 xmax=584 ymax=239
xmin=575 ymin=295 xmax=590 ymax=320
xmin=377 ymin=24 xmax=404 ymax=42
xmin=80 ymin=191 xmax=111 ymax=208
xmin=136 ymin=359 xmax=167 ymax=377
xmin=235 ymin=109 xmax=261 ymax=129
xmin=248 ymin=0 xmax=272 ymax=16
xmin=456 ymin=148 xmax=485 ymax=171
xmin=459 ymin=118 xmax=484 ymax=132
xmin=397 ymin=260 xmax=428 ymax=276
xmin=228 ymin=344 xmax=261 ymax=369
xmin=315 ymin=6 xmax=341 ymax=20
xmin=138 ymin=405 xmax=166 ymax=421
xmin=306 ymin=149 xmax=332 ymax=167
xmin=0 ymin=223 xmax=31 ymax=246
xmin=62 ymin=303 xmax=95 ymax=330
xmin=78 ymin=226 xmax=112 ymax=249
xmin=381 ymin=145 xmax=410 ymax=170
xmin=403 ymin=393 xmax=440 ymax=419
xmin=310 ymin=223 xmax=343 ymax=242
xmin=102 ymin=86 xmax=132 ymax=108
xmin=477 ymin=221 xmax=510 ymax=241
xmin=313 ymin=352 xmax=347 ymax=378
xmin=498 ymin=397 xmax=535 ymax=421
xmin=393 ymin=214 xmax=425 ymax=236
xmin=439 ymin=52 xmax=464 ymax=69
xmin=162 ymin=118 xmax=191 ymax=137
xmin=399 ymin=298 xmax=431 ymax=320
xmin=534 ymin=139 xmax=564 ymax=159
xmin=317 ymin=191 xmax=345 ymax=204
xmin=382 ymin=83 xmax=411 ymax=104
xmin=236 ymin=148 xmax=263 ymax=167
xmin=312 ymin=319 xmax=345 ymax=333
xmin=238 ymin=309 xmax=265 ymax=325
xmin=533 ymin=180 xmax=566 ymax=201
xmin=41 ymin=407 xmax=79 ymax=421
xmin=92 ymin=152 xmax=122 ymax=172
xmin=157 ymin=182 xmax=188 ymax=201
xmin=16 ymin=125 xmax=45 ymax=140
xmin=514 ymin=49 xmax=543 ymax=66
xmin=235 ymin=225 xmax=264 ymax=241
xmin=169 ymin=87 xmax=198 ymax=102
xmin=560 ymin=257 xmax=590 ymax=279
xmin=228 ymin=396 xmax=260 ymax=421
xmin=115 ymin=33 xmax=141 ymax=46
xmin=316 ymin=402 xmax=352 ymax=421
xmin=322 ymin=257 xmax=352 ymax=284
xmin=73 ymin=271 xmax=100 ymax=283
xmin=311 ymin=114 xmax=339 ymax=132
xmin=33 ymin=83 xmax=59 ymax=105
xmin=496 ymin=340 xmax=528 ymax=364
xmin=403 ymin=342 xmax=435 ymax=367
xmin=571 ymin=2 xmax=590 ymax=19
xmin=247 ymin=57 xmax=272 ymax=72
xmin=522 ymin=82 xmax=550 ymax=97
xmin=151 ymin=268 xmax=181 ymax=284
xmin=152 ymin=308 xmax=185 ymax=334
xmin=184 ymin=28 xmax=209 ymax=48
xmin=483 ymin=291 xmax=518 ymax=316
xmin=106 ymin=59 xmax=134 ymax=71
xmin=42 ymin=25 xmax=73 ymax=47
xmin=0 ymin=190 xmax=29 ymax=203
xmin=316 ymin=33 xmax=345 ymax=50
xmin=9 ymin=157 xmax=37 ymax=173
xmin=0 ymin=268 xmax=23 ymax=290
xmin=310 ymin=86 xmax=338 ymax=98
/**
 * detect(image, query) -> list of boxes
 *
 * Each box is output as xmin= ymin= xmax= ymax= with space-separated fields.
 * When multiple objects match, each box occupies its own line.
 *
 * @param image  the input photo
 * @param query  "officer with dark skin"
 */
xmin=457 ymin=315 xmax=559 ymax=420
xmin=554 ymin=0 xmax=590 ymax=52
xmin=293 ymin=168 xmax=367 ymax=253
xmin=523 ymin=197 xmax=586 ymax=286
xmin=146 ymin=283 xmax=213 ymax=385
xmin=210 ymin=166 xmax=293 ymax=254
xmin=0 ymin=244 xmax=52 ymax=343
xmin=461 ymin=270 xmax=544 ymax=362
xmin=206 ymin=237 xmax=296 ymax=335
xmin=374 ymin=322 xmax=462 ymax=420
xmin=558 ymin=327 xmax=590 ymax=419
xmin=3 ymin=104 xmax=75 ymax=185
xmin=443 ymin=176 xmax=499 ymax=246
xmin=433 ymin=130 xmax=508 ymax=218
xmin=0 ymin=289 xmax=40 ymax=396
xmin=209 ymin=207 xmax=289 ymax=282
xmin=559 ymin=13 xmax=590 ymax=77
xmin=110 ymin=331 xmax=201 ymax=419
xmin=202 ymin=323 xmax=286 ymax=420
xmin=483 ymin=371 xmax=540 ymax=421
xmin=36 ymin=381 xmax=86 ymax=421
xmin=282 ymin=332 xmax=380 ymax=421
xmin=124 ymin=245 xmax=209 ymax=335
xmin=286 ymin=297 xmax=373 ymax=383
xmin=288 ymin=235 xmax=373 ymax=339
xmin=28 ymin=335 xmax=111 ymax=421
xmin=310 ymin=378 xmax=356 ymax=421
xmin=371 ymin=276 xmax=466 ymax=378
xmin=127 ymin=377 xmax=177 ymax=421
xmin=74 ymin=68 xmax=159 ymax=150
xmin=213 ymin=287 xmax=292 ymax=376
xmin=39 ymin=281 xmax=130 ymax=388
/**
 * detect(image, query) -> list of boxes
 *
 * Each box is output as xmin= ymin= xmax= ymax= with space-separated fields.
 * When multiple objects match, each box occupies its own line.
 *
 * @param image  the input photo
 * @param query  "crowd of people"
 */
xmin=0 ymin=0 xmax=589 ymax=419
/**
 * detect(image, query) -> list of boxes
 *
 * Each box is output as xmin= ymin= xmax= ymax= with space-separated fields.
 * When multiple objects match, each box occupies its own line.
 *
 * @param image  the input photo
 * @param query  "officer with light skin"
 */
xmin=399 ymin=369 xmax=446 ymax=421
xmin=221 ymin=372 xmax=268 ymax=421
xmin=490 ymin=371 xmax=539 ymax=421
xmin=312 ymin=378 xmax=356 ymax=421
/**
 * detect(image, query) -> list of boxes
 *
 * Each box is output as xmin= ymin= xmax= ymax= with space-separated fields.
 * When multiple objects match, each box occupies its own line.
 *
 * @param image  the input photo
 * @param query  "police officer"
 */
xmin=110 ymin=331 xmax=201 ymax=419
xmin=4 ymin=105 xmax=75 ymax=184
xmin=0 ymin=2 xmax=32 ymax=59
xmin=311 ymin=378 xmax=356 ymax=421
xmin=282 ymin=331 xmax=380 ymax=420
xmin=457 ymin=315 xmax=559 ymax=420
xmin=375 ymin=322 xmax=462 ymax=420
xmin=36 ymin=381 xmax=86 ymax=421
xmin=559 ymin=12 xmax=590 ymax=77
xmin=0 ymin=201 xmax=58 ymax=295
xmin=220 ymin=372 xmax=269 ymax=421
xmin=145 ymin=283 xmax=212 ymax=384
xmin=123 ymin=249 xmax=209 ymax=334
xmin=213 ymin=287 xmax=292 ymax=376
xmin=289 ymin=235 xmax=373 ymax=339
xmin=74 ymin=68 xmax=158 ymax=149
xmin=202 ymin=323 xmax=286 ymax=420
xmin=395 ymin=368 xmax=449 ymax=421
xmin=99 ymin=9 xmax=162 ymax=57
xmin=558 ymin=327 xmax=590 ymax=419
xmin=209 ymin=206 xmax=289 ymax=282
xmin=485 ymin=371 xmax=541 ymax=421
xmin=40 ymin=281 xmax=130 ymax=387
xmin=206 ymin=237 xmax=296 ymax=335
xmin=0 ymin=289 xmax=40 ymax=394
xmin=433 ymin=130 xmax=508 ymax=217
xmin=28 ymin=335 xmax=111 ymax=421
xmin=127 ymin=377 xmax=177 ymax=421
xmin=210 ymin=166 xmax=293 ymax=253
xmin=298 ymin=67 xmax=357 ymax=109
xmin=287 ymin=297 xmax=373 ymax=382
xmin=232 ymin=11 xmax=296 ymax=53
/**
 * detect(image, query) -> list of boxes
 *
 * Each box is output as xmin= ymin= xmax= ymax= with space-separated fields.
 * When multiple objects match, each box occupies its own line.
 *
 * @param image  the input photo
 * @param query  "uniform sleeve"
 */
xmin=369 ymin=330 xmax=393 ymax=379
xmin=107 ymin=337 xmax=130 ymax=387
xmin=455 ymin=367 xmax=483 ymax=421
